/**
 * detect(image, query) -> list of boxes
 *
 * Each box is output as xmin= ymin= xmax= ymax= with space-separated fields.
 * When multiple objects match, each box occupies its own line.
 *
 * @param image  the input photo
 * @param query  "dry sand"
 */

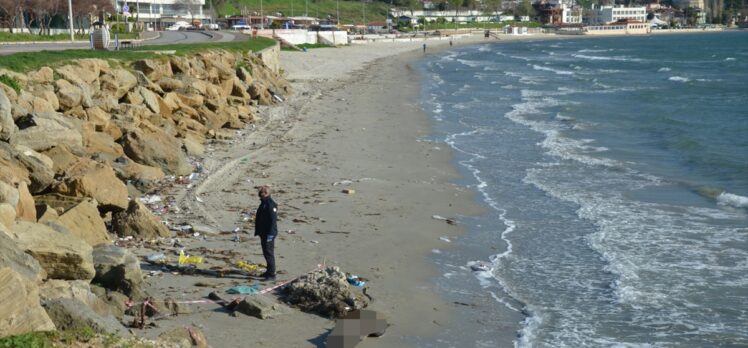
xmin=132 ymin=34 xmax=557 ymax=347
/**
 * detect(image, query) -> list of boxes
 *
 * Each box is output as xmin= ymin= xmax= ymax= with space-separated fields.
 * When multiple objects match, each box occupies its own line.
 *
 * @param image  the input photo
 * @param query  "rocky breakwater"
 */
xmin=0 ymin=48 xmax=290 ymax=341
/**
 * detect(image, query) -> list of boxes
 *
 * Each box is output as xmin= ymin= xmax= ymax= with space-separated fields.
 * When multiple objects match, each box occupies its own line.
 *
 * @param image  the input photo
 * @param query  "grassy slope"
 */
xmin=219 ymin=0 xmax=392 ymax=25
xmin=0 ymin=32 xmax=139 ymax=43
xmin=0 ymin=37 xmax=276 ymax=72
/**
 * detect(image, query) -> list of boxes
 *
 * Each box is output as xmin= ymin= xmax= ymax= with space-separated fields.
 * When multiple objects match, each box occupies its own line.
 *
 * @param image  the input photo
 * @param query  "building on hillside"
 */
xmin=534 ymin=0 xmax=582 ymax=25
xmin=590 ymin=5 xmax=647 ymax=25
xmin=677 ymin=0 xmax=705 ymax=9
xmin=390 ymin=9 xmax=501 ymax=23
xmin=114 ymin=0 xmax=209 ymax=29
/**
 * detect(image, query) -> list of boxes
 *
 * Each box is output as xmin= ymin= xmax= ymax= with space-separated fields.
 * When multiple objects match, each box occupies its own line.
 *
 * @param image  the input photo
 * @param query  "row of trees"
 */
xmin=0 ymin=0 xmax=113 ymax=34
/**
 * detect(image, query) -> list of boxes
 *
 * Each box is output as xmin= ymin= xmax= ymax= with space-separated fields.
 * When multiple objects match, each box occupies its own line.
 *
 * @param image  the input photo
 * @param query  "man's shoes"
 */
xmin=260 ymin=272 xmax=276 ymax=281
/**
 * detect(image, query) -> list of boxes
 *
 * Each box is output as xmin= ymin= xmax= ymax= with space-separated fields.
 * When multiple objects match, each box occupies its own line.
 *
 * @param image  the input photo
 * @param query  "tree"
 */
xmin=484 ymin=0 xmax=503 ymax=19
xmin=517 ymin=0 xmax=535 ymax=17
xmin=173 ymin=0 xmax=202 ymax=25
xmin=0 ymin=0 xmax=24 ymax=32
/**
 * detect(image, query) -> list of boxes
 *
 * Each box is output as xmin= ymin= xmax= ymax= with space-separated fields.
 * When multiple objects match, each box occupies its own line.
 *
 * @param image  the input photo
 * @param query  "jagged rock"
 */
xmin=15 ymin=180 xmax=36 ymax=222
xmin=36 ymin=89 xmax=60 ymax=112
xmin=56 ymin=59 xmax=106 ymax=85
xmin=177 ymin=93 xmax=204 ymax=108
xmin=99 ymin=69 xmax=137 ymax=100
xmin=86 ymin=106 xmax=112 ymax=128
xmin=0 ymin=203 xmax=15 ymax=228
xmin=248 ymin=83 xmax=273 ymax=105
xmin=29 ymin=95 xmax=56 ymax=113
xmin=39 ymin=280 xmax=113 ymax=317
xmin=8 ymin=221 xmax=95 ymax=281
xmin=0 ymin=267 xmax=56 ymax=337
xmin=182 ymin=134 xmax=205 ymax=156
xmin=284 ymin=267 xmax=369 ymax=318
xmin=56 ymin=198 xmax=111 ymax=247
xmin=55 ymin=79 xmax=83 ymax=110
xmin=81 ymin=126 xmax=124 ymax=161
xmin=0 ymin=227 xmax=45 ymax=282
xmin=43 ymin=298 xmax=127 ymax=336
xmin=0 ymin=180 xmax=19 ymax=209
xmin=133 ymin=59 xmax=167 ymax=82
xmin=169 ymin=56 xmax=191 ymax=75
xmin=111 ymin=156 xmax=165 ymax=183
xmin=139 ymin=87 xmax=160 ymax=114
xmin=89 ymin=285 xmax=130 ymax=319
xmin=157 ymin=326 xmax=208 ymax=348
xmin=55 ymin=158 xmax=128 ymax=211
xmin=35 ymin=204 xmax=58 ymax=223
xmin=0 ymin=88 xmax=17 ymax=142
xmin=121 ymin=122 xmax=192 ymax=175
xmin=134 ymin=71 xmax=164 ymax=95
xmin=231 ymin=77 xmax=250 ymax=99
xmin=41 ymin=145 xmax=80 ymax=175
xmin=158 ymin=77 xmax=184 ymax=92
xmin=92 ymin=245 xmax=143 ymax=296
xmin=14 ymin=146 xmax=55 ymax=194
xmin=13 ymin=112 xmax=83 ymax=151
xmin=112 ymin=200 xmax=170 ymax=239
xmin=28 ymin=67 xmax=54 ymax=84
xmin=237 ymin=67 xmax=254 ymax=85
xmin=34 ymin=193 xmax=86 ymax=213
xmin=124 ymin=90 xmax=145 ymax=105
xmin=236 ymin=295 xmax=290 ymax=319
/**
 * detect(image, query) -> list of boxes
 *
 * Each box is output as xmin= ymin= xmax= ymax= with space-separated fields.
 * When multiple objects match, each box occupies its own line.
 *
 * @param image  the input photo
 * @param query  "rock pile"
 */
xmin=0 ymin=46 xmax=289 ymax=340
xmin=284 ymin=267 xmax=369 ymax=319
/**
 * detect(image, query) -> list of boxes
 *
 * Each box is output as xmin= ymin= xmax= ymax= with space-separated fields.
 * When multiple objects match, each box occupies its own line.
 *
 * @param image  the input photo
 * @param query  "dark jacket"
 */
xmin=254 ymin=197 xmax=278 ymax=237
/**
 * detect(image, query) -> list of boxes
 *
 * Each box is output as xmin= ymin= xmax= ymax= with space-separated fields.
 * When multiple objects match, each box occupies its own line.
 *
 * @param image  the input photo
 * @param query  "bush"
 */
xmin=0 ymin=74 xmax=21 ymax=95
xmin=0 ymin=332 xmax=54 ymax=348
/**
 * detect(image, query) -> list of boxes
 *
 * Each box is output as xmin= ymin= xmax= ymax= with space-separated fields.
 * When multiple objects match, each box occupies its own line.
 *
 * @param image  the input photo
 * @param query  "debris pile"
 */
xmin=283 ymin=266 xmax=369 ymax=318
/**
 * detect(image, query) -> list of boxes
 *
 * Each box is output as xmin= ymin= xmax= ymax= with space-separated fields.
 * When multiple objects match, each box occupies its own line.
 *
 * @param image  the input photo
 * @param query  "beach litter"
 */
xmin=283 ymin=266 xmax=369 ymax=319
xmin=342 ymin=189 xmax=356 ymax=195
xmin=346 ymin=275 xmax=366 ymax=287
xmin=226 ymin=284 xmax=261 ymax=295
xmin=236 ymin=260 xmax=265 ymax=273
xmin=147 ymin=253 xmax=167 ymax=263
xmin=432 ymin=215 xmax=457 ymax=225
xmin=439 ymin=236 xmax=452 ymax=243
xmin=178 ymin=250 xmax=204 ymax=265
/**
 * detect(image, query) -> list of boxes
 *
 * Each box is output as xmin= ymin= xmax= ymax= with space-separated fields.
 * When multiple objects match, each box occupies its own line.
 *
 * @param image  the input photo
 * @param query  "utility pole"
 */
xmin=260 ymin=0 xmax=264 ymax=29
xmin=67 ymin=0 xmax=74 ymax=41
xmin=336 ymin=0 xmax=340 ymax=25
xmin=305 ymin=0 xmax=308 ymax=17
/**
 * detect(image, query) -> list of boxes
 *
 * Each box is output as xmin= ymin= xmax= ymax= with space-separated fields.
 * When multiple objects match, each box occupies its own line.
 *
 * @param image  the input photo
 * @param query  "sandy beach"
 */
xmin=131 ymin=34 xmax=551 ymax=347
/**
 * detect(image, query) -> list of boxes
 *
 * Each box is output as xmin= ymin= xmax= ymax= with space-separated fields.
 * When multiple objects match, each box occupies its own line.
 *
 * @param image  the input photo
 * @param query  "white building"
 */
xmin=390 ymin=9 xmax=501 ymax=23
xmin=594 ymin=5 xmax=647 ymax=24
xmin=115 ymin=0 xmax=208 ymax=27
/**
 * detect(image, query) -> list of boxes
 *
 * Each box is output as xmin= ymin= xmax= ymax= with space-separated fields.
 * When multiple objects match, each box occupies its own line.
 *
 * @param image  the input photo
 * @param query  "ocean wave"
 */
xmin=717 ymin=192 xmax=748 ymax=208
xmin=725 ymin=57 xmax=736 ymax=61
xmin=578 ymin=48 xmax=613 ymax=53
xmin=457 ymin=58 xmax=487 ymax=68
xmin=658 ymin=67 xmax=671 ymax=72
xmin=532 ymin=64 xmax=574 ymax=75
xmin=572 ymin=54 xmax=643 ymax=62
xmin=668 ymin=76 xmax=691 ymax=83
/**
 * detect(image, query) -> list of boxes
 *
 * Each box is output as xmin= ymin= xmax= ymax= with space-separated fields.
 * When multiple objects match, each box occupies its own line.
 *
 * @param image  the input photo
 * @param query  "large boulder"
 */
xmin=55 ymin=59 xmax=106 ymax=85
xmin=99 ymin=69 xmax=137 ymax=100
xmin=0 ymin=267 xmax=56 ymax=338
xmin=132 ymin=59 xmax=167 ymax=82
xmin=41 ymin=145 xmax=80 ymax=175
xmin=139 ymin=87 xmax=160 ymax=114
xmin=111 ymin=156 xmax=165 ymax=183
xmin=158 ymin=77 xmax=184 ymax=92
xmin=39 ymin=280 xmax=113 ymax=317
xmin=42 ymin=298 xmax=127 ymax=336
xmin=0 ymin=88 xmax=17 ymax=142
xmin=0 ymin=203 xmax=15 ymax=228
xmin=112 ymin=200 xmax=170 ymax=239
xmin=80 ymin=126 xmax=124 ymax=162
xmin=55 ymin=158 xmax=129 ymax=211
xmin=33 ymin=193 xmax=86 ymax=214
xmin=0 ymin=180 xmax=19 ymax=209
xmin=28 ymin=67 xmax=54 ymax=84
xmin=8 ymin=221 xmax=95 ymax=281
xmin=0 ymin=226 xmax=45 ymax=282
xmin=14 ymin=181 xmax=36 ymax=222
xmin=56 ymin=198 xmax=111 ymax=247
xmin=236 ymin=295 xmax=290 ymax=319
xmin=284 ymin=267 xmax=369 ymax=318
xmin=121 ymin=122 xmax=192 ymax=176
xmin=92 ymin=245 xmax=143 ymax=296
xmin=13 ymin=112 xmax=83 ymax=152
xmin=55 ymin=79 xmax=83 ymax=110
xmin=14 ymin=146 xmax=55 ymax=194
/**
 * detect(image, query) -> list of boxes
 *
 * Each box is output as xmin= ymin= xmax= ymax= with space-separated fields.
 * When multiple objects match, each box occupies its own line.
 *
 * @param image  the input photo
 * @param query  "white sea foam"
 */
xmin=578 ymin=48 xmax=612 ymax=53
xmin=716 ymin=192 xmax=748 ymax=208
xmin=658 ymin=67 xmax=671 ymax=72
xmin=532 ymin=64 xmax=574 ymax=75
xmin=457 ymin=58 xmax=486 ymax=68
xmin=668 ymin=76 xmax=690 ymax=83
xmin=725 ymin=57 xmax=736 ymax=61
xmin=572 ymin=54 xmax=643 ymax=62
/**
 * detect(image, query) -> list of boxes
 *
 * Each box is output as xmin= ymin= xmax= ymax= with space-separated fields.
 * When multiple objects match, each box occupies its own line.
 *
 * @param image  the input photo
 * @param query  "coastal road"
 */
xmin=0 ymin=30 xmax=247 ymax=56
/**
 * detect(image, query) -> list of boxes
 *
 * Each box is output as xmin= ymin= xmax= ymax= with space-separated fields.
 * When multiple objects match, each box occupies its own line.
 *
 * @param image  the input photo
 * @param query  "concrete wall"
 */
xmin=253 ymin=29 xmax=349 ymax=45
xmin=257 ymin=42 xmax=281 ymax=74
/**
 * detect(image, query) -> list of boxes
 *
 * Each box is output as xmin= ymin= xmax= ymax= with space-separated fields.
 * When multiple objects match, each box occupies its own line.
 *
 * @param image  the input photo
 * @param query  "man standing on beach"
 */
xmin=254 ymin=185 xmax=278 ymax=280
xmin=423 ymin=43 xmax=427 ymax=53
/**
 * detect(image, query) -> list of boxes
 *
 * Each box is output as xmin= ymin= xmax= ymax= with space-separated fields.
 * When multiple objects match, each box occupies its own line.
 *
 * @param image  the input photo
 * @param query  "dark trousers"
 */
xmin=260 ymin=236 xmax=276 ymax=276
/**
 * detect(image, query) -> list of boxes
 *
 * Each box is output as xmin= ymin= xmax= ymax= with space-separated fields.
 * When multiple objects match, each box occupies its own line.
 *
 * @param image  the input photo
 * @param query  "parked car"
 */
xmin=165 ymin=21 xmax=190 ymax=31
xmin=231 ymin=24 xmax=251 ymax=30
xmin=205 ymin=23 xmax=220 ymax=30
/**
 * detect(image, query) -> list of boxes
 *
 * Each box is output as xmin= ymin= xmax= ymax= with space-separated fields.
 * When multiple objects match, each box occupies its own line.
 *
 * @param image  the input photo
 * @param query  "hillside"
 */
xmin=215 ymin=0 xmax=395 ymax=24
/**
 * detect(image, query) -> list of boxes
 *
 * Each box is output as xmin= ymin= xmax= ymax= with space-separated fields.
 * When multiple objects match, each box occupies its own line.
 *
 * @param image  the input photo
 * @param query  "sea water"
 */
xmin=418 ymin=32 xmax=748 ymax=347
